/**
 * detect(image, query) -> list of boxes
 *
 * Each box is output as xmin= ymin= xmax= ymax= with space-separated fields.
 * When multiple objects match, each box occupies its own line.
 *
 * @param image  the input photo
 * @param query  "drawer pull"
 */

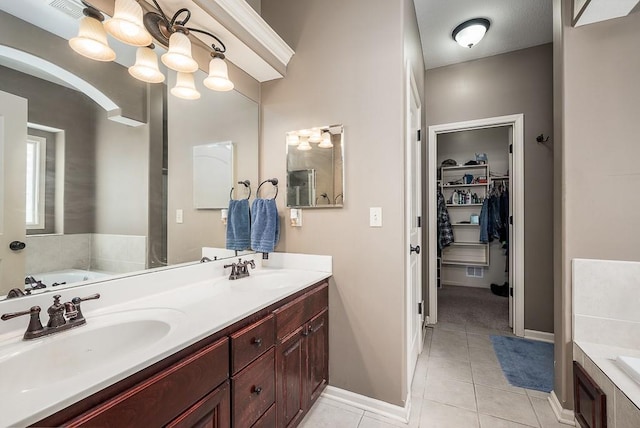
xmin=252 ymin=337 xmax=263 ymax=347
xmin=253 ymin=386 xmax=263 ymax=395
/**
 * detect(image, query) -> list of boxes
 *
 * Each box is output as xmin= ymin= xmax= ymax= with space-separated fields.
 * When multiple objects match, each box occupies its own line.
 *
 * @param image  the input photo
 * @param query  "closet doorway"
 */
xmin=427 ymin=114 xmax=524 ymax=336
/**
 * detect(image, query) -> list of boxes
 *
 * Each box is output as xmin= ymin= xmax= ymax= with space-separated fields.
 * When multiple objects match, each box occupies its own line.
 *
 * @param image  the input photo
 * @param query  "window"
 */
xmin=26 ymin=135 xmax=46 ymax=229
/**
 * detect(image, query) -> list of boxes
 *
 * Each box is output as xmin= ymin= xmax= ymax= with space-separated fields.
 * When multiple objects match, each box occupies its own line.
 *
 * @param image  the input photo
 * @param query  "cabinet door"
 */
xmin=307 ymin=309 xmax=328 ymax=405
xmin=276 ymin=326 xmax=307 ymax=428
xmin=166 ymin=380 xmax=231 ymax=428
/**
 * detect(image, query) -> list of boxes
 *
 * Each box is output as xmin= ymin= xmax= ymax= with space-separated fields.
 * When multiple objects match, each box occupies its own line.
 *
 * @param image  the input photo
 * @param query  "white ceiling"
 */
xmin=413 ymin=0 xmax=553 ymax=70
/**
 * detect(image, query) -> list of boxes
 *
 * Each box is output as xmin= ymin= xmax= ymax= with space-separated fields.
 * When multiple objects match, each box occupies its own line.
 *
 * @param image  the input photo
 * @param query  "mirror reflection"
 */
xmin=0 ymin=0 xmax=258 ymax=298
xmin=286 ymin=125 xmax=344 ymax=208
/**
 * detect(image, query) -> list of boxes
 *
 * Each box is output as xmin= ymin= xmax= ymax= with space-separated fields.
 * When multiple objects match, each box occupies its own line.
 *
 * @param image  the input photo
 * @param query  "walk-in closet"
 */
xmin=435 ymin=125 xmax=512 ymax=332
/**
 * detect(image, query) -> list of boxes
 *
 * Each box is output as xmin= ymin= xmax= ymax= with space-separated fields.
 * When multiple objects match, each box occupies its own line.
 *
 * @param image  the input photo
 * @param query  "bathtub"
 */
xmin=32 ymin=269 xmax=113 ymax=287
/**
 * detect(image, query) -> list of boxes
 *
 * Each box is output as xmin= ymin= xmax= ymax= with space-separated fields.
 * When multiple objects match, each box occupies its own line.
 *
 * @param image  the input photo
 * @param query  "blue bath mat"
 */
xmin=490 ymin=335 xmax=554 ymax=392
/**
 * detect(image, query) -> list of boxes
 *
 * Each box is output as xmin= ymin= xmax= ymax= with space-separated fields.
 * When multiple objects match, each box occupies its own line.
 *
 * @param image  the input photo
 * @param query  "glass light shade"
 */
xmin=298 ymin=129 xmax=312 ymax=138
xmin=162 ymin=32 xmax=198 ymax=73
xmin=104 ymin=0 xmax=152 ymax=46
xmin=297 ymin=138 xmax=312 ymax=151
xmin=453 ymin=20 xmax=489 ymax=48
xmin=129 ymin=46 xmax=165 ymax=83
xmin=318 ymin=132 xmax=333 ymax=148
xmin=203 ymin=57 xmax=234 ymax=91
xmin=171 ymin=72 xmax=200 ymax=100
xmin=286 ymin=132 xmax=300 ymax=146
xmin=69 ymin=16 xmax=116 ymax=62
xmin=309 ymin=128 xmax=322 ymax=143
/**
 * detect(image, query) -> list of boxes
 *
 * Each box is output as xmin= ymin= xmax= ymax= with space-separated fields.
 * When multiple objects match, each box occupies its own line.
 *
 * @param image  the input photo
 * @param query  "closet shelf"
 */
xmin=448 ymin=242 xmax=486 ymax=247
xmin=446 ymin=203 xmax=483 ymax=207
xmin=452 ymin=223 xmax=479 ymax=227
xmin=442 ymin=260 xmax=490 ymax=267
xmin=441 ymin=183 xmax=488 ymax=188
xmin=440 ymin=164 xmax=488 ymax=170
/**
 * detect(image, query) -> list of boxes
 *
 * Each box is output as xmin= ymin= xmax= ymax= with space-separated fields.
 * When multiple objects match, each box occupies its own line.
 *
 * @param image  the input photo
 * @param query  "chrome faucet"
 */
xmin=224 ymin=258 xmax=255 ymax=280
xmin=1 ymin=293 xmax=100 ymax=340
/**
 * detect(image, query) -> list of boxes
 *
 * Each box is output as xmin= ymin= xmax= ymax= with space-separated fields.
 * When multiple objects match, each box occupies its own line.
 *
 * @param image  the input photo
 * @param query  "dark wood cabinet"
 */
xmin=35 ymin=279 xmax=328 ymax=428
xmin=166 ymin=381 xmax=231 ymax=428
xmin=574 ymin=361 xmax=607 ymax=428
xmin=275 ymin=283 xmax=329 ymax=427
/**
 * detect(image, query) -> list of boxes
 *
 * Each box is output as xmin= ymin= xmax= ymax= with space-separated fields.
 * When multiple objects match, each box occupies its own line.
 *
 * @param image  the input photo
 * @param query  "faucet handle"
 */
xmin=1 ymin=306 xmax=45 ymax=339
xmin=70 ymin=293 xmax=100 ymax=322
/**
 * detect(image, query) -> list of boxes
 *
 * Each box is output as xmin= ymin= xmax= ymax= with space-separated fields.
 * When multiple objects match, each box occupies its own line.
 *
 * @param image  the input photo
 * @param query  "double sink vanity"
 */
xmin=0 ymin=252 xmax=332 ymax=427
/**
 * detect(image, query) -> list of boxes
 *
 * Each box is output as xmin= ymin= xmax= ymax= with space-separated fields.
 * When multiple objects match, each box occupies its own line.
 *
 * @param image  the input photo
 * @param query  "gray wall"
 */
xmin=426 ymin=44 xmax=554 ymax=333
xmin=0 ymin=64 xmax=97 ymax=234
xmin=554 ymin=0 xmax=640 ymax=410
xmin=167 ymin=70 xmax=259 ymax=265
xmin=261 ymin=0 xmax=424 ymax=406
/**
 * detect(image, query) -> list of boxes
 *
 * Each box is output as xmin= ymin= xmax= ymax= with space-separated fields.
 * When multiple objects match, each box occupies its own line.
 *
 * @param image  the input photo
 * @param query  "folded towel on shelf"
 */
xmin=226 ymin=199 xmax=251 ymax=250
xmin=251 ymin=198 xmax=280 ymax=253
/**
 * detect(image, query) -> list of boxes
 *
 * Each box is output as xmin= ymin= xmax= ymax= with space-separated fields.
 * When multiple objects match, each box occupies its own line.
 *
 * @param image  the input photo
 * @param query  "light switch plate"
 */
xmin=176 ymin=209 xmax=184 ymax=224
xmin=370 ymin=207 xmax=382 ymax=227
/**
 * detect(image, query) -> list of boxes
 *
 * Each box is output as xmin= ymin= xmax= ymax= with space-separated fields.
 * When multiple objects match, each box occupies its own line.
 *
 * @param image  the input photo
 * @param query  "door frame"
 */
xmin=427 ymin=114 xmax=525 ymax=337
xmin=405 ymin=64 xmax=423 ymax=391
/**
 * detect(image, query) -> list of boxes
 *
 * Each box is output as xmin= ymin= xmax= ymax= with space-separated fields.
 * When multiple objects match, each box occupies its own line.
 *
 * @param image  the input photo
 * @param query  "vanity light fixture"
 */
xmin=452 ymin=18 xmax=490 ymax=48
xmin=308 ymin=128 xmax=322 ymax=143
xmin=69 ymin=6 xmax=116 ymax=61
xmin=286 ymin=132 xmax=300 ymax=146
xmin=297 ymin=137 xmax=312 ymax=151
xmin=318 ymin=132 xmax=333 ymax=149
xmin=171 ymin=72 xmax=201 ymax=100
xmin=70 ymin=0 xmax=234 ymax=99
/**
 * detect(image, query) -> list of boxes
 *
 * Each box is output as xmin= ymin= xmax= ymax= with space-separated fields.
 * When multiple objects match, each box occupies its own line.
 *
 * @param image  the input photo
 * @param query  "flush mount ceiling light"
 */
xmin=452 ymin=18 xmax=490 ymax=49
xmin=69 ymin=0 xmax=234 ymax=99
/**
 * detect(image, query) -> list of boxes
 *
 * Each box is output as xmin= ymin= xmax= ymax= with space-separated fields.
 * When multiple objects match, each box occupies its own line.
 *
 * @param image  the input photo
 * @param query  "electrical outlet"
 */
xmin=370 ymin=207 xmax=382 ymax=227
xmin=176 ymin=209 xmax=183 ymax=224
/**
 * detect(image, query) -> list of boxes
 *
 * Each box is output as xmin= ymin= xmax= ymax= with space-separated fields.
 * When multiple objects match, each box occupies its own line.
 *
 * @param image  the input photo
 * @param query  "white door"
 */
xmin=0 ymin=90 xmax=28 ymax=295
xmin=406 ymin=68 xmax=422 ymax=386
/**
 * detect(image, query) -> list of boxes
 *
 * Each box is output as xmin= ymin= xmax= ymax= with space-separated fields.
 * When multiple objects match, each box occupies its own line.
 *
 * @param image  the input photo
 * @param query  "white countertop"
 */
xmin=0 ymin=253 xmax=331 ymax=427
xmin=575 ymin=340 xmax=640 ymax=410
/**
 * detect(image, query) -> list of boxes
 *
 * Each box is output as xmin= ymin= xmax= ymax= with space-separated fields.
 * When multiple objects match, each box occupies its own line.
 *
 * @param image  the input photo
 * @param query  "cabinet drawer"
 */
xmin=231 ymin=314 xmax=275 ymax=374
xmin=165 ymin=380 xmax=231 ymax=428
xmin=67 ymin=337 xmax=229 ymax=427
xmin=251 ymin=403 xmax=275 ymax=428
xmin=275 ymin=281 xmax=328 ymax=340
xmin=232 ymin=347 xmax=275 ymax=428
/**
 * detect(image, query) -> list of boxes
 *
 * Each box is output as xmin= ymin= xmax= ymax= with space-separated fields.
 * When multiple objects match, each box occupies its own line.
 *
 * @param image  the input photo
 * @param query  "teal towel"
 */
xmin=251 ymin=198 xmax=280 ymax=253
xmin=226 ymin=199 xmax=251 ymax=250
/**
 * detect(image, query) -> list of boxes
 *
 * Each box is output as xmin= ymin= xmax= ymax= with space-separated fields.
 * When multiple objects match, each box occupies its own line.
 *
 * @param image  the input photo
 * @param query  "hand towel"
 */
xmin=250 ymin=198 xmax=280 ymax=253
xmin=226 ymin=199 xmax=251 ymax=250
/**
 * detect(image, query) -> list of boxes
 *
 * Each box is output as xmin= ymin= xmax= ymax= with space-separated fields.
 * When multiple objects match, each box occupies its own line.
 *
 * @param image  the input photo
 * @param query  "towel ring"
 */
xmin=230 ymin=180 xmax=251 ymax=200
xmin=257 ymin=178 xmax=278 ymax=200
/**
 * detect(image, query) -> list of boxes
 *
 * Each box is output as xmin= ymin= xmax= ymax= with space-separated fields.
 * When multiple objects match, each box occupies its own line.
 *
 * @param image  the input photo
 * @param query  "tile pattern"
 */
xmin=300 ymin=323 xmax=568 ymax=428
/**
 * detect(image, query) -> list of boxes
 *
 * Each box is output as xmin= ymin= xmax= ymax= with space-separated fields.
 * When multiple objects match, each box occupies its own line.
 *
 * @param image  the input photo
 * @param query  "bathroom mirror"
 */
xmin=0 ymin=0 xmax=258 ymax=298
xmin=286 ymin=125 xmax=344 ymax=208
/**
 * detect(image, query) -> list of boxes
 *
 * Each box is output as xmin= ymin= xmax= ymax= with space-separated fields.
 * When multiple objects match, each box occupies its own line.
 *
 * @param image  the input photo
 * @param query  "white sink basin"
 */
xmin=616 ymin=355 xmax=640 ymax=385
xmin=0 ymin=308 xmax=183 ymax=394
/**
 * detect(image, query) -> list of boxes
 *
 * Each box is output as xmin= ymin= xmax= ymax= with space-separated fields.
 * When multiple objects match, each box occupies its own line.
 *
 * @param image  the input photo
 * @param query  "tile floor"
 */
xmin=300 ymin=322 xmax=569 ymax=428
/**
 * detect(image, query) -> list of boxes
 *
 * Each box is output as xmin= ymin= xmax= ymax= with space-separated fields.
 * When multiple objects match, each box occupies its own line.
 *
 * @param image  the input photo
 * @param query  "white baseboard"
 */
xmin=549 ymin=390 xmax=576 ymax=426
xmin=524 ymin=329 xmax=555 ymax=343
xmin=321 ymin=386 xmax=410 ymax=423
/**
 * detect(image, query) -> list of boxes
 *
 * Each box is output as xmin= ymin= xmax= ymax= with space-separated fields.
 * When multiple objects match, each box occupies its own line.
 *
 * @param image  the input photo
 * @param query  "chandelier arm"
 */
xmin=170 ymin=8 xmax=192 ymax=27
xmin=149 ymin=0 xmax=171 ymax=25
xmin=185 ymin=27 xmax=227 ymax=53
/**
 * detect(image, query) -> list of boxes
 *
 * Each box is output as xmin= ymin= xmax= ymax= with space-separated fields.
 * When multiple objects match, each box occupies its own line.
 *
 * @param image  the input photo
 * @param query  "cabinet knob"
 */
xmin=302 ymin=330 xmax=309 ymax=337
xmin=253 ymin=386 xmax=263 ymax=395
xmin=251 ymin=337 xmax=263 ymax=347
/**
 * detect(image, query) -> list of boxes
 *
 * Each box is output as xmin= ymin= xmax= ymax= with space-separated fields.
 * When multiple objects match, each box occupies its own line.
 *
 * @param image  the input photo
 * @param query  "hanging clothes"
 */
xmin=437 ymin=189 xmax=454 ymax=249
xmin=480 ymin=182 xmax=508 ymax=244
